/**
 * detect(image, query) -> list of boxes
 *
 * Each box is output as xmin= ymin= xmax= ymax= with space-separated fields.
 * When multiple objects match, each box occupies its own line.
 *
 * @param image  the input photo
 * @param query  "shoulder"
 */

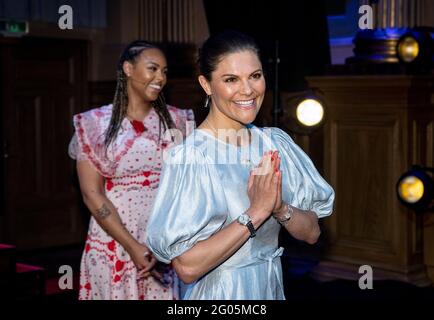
xmin=73 ymin=104 xmax=113 ymax=127
xmin=72 ymin=105 xmax=114 ymax=151
xmin=167 ymin=105 xmax=194 ymax=123
xmin=254 ymin=125 xmax=295 ymax=145
xmin=165 ymin=134 xmax=209 ymax=165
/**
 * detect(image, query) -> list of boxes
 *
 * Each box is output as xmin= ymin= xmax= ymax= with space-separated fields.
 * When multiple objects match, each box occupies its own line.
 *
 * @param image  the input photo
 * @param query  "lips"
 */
xmin=149 ymin=83 xmax=162 ymax=91
xmin=233 ymin=99 xmax=256 ymax=110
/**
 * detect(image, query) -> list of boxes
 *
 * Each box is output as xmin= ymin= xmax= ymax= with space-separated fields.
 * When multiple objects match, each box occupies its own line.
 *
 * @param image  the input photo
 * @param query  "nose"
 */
xmin=240 ymin=79 xmax=253 ymax=96
xmin=155 ymin=69 xmax=166 ymax=83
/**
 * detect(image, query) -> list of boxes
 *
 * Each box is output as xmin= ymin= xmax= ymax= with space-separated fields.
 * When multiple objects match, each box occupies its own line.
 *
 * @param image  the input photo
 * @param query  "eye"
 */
xmin=224 ymin=77 xmax=237 ymax=83
xmin=251 ymin=72 xmax=262 ymax=79
xmin=148 ymin=66 xmax=157 ymax=72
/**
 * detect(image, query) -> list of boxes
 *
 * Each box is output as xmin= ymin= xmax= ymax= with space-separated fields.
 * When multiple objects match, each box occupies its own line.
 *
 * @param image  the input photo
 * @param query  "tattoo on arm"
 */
xmin=95 ymin=203 xmax=112 ymax=219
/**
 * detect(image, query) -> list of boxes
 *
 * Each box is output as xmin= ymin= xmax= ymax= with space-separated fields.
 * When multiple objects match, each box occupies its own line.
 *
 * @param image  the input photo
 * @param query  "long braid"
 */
xmin=104 ymin=40 xmax=176 ymax=153
xmin=153 ymin=93 xmax=176 ymax=141
xmin=104 ymin=70 xmax=129 ymax=150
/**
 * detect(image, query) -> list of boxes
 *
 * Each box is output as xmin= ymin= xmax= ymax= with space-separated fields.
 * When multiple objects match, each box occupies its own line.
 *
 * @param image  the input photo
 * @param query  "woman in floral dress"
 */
xmin=68 ymin=41 xmax=194 ymax=300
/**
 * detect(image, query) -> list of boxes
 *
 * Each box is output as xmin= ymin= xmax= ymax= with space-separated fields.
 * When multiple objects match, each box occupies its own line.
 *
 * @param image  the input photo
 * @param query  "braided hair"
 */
xmin=104 ymin=40 xmax=175 ymax=151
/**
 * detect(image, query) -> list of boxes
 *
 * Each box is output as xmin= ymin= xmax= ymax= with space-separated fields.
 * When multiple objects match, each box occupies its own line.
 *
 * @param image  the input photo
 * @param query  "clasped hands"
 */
xmin=247 ymin=150 xmax=288 ymax=221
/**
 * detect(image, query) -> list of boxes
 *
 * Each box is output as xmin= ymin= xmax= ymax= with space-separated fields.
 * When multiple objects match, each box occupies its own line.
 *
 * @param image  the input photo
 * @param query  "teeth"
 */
xmin=234 ymin=99 xmax=254 ymax=106
xmin=149 ymin=84 xmax=161 ymax=90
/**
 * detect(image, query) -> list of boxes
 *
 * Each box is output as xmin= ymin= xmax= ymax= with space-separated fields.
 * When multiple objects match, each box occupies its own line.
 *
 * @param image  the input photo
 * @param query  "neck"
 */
xmin=201 ymin=108 xmax=251 ymax=147
xmin=126 ymin=89 xmax=152 ymax=121
xmin=205 ymin=107 xmax=246 ymax=131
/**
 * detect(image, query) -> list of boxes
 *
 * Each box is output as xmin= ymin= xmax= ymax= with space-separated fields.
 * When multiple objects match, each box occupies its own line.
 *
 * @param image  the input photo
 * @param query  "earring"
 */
xmin=204 ymin=95 xmax=211 ymax=108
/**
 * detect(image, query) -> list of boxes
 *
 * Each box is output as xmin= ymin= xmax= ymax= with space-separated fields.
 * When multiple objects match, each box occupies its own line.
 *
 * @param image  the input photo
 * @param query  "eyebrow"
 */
xmin=147 ymin=61 xmax=168 ymax=69
xmin=220 ymin=69 xmax=263 ymax=78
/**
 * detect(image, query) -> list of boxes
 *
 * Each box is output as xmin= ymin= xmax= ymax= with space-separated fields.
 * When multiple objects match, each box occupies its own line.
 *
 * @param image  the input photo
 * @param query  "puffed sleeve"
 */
xmin=68 ymin=133 xmax=87 ymax=161
xmin=270 ymin=127 xmax=335 ymax=218
xmin=168 ymin=106 xmax=196 ymax=139
xmin=145 ymin=144 xmax=228 ymax=263
xmin=182 ymin=108 xmax=195 ymax=138
xmin=67 ymin=107 xmax=117 ymax=177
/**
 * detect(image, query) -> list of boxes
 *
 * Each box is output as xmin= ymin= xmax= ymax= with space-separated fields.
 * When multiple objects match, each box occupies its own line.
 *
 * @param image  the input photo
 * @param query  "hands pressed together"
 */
xmin=247 ymin=150 xmax=285 ymax=222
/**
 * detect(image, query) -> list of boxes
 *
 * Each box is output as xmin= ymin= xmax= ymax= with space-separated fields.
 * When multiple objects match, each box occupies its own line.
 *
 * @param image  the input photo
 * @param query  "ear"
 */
xmin=122 ymin=61 xmax=133 ymax=77
xmin=198 ymin=75 xmax=212 ymax=96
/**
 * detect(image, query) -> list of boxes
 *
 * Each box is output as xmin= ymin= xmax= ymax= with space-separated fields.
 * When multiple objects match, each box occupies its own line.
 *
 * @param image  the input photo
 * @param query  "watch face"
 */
xmin=282 ymin=211 xmax=292 ymax=220
xmin=238 ymin=214 xmax=250 ymax=225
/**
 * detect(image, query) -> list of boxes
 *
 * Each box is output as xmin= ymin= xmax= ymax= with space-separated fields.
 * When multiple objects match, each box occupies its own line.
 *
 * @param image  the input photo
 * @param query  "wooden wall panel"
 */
xmin=1 ymin=38 xmax=88 ymax=250
xmin=307 ymin=75 xmax=433 ymax=285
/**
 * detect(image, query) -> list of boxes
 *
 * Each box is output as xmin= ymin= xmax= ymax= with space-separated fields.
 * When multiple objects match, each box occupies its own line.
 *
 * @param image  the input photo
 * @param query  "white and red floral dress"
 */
xmin=68 ymin=104 xmax=194 ymax=300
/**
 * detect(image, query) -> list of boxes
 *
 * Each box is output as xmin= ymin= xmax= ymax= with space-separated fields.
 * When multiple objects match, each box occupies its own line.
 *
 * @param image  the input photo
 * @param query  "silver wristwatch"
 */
xmin=275 ymin=203 xmax=293 ymax=225
xmin=237 ymin=213 xmax=256 ymax=238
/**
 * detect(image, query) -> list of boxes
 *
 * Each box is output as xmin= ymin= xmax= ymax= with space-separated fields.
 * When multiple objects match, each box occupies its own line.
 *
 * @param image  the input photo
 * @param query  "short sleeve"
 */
xmin=270 ymin=127 xmax=335 ymax=218
xmin=184 ymin=108 xmax=195 ymax=137
xmin=145 ymin=144 xmax=228 ymax=264
xmin=68 ymin=106 xmax=117 ymax=177
xmin=68 ymin=133 xmax=88 ymax=162
xmin=168 ymin=106 xmax=196 ymax=139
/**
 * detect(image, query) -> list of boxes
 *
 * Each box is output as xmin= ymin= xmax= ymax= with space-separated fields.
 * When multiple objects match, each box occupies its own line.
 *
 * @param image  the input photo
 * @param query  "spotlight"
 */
xmin=397 ymin=36 xmax=419 ymax=63
xmin=396 ymin=27 xmax=434 ymax=68
xmin=396 ymin=166 xmax=434 ymax=212
xmin=282 ymin=91 xmax=326 ymax=134
xmin=296 ymin=98 xmax=324 ymax=127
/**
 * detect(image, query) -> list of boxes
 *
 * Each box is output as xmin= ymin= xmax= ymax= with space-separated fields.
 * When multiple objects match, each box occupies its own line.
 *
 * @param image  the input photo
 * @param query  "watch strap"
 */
xmin=246 ymin=220 xmax=256 ymax=238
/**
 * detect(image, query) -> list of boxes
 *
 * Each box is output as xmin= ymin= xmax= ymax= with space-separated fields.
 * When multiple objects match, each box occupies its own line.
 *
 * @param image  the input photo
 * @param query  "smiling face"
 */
xmin=123 ymin=48 xmax=168 ymax=103
xmin=198 ymin=50 xmax=266 ymax=128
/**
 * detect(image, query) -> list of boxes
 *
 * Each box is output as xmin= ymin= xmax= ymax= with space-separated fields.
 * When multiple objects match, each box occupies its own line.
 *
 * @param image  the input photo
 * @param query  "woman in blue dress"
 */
xmin=145 ymin=30 xmax=335 ymax=300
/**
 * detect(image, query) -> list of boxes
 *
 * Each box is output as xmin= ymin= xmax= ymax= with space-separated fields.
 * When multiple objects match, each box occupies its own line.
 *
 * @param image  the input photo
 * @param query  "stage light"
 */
xmin=281 ymin=90 xmax=326 ymax=135
xmin=396 ymin=166 xmax=434 ymax=212
xmin=397 ymin=36 xmax=419 ymax=63
xmin=396 ymin=27 xmax=434 ymax=68
xmin=398 ymin=176 xmax=424 ymax=203
xmin=296 ymin=98 xmax=324 ymax=127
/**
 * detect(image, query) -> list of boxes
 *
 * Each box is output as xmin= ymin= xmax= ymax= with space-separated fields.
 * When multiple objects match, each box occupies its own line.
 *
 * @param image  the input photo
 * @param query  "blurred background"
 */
xmin=1 ymin=0 xmax=434 ymax=301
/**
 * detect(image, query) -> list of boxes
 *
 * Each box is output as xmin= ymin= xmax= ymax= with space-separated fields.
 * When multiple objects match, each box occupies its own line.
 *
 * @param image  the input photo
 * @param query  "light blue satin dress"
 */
xmin=145 ymin=125 xmax=335 ymax=300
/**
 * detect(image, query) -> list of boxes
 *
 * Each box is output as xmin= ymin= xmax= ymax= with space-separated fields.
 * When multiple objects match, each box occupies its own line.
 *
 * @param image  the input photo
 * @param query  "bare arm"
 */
xmin=274 ymin=203 xmax=321 ymax=245
xmin=172 ymin=208 xmax=268 ymax=284
xmin=76 ymin=160 xmax=156 ymax=272
xmin=270 ymin=154 xmax=321 ymax=244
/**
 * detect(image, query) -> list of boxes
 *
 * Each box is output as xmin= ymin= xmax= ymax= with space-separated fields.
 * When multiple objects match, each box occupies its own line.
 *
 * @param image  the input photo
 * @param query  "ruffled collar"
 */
xmin=120 ymin=107 xmax=172 ymax=145
xmin=121 ymin=107 xmax=158 ymax=134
